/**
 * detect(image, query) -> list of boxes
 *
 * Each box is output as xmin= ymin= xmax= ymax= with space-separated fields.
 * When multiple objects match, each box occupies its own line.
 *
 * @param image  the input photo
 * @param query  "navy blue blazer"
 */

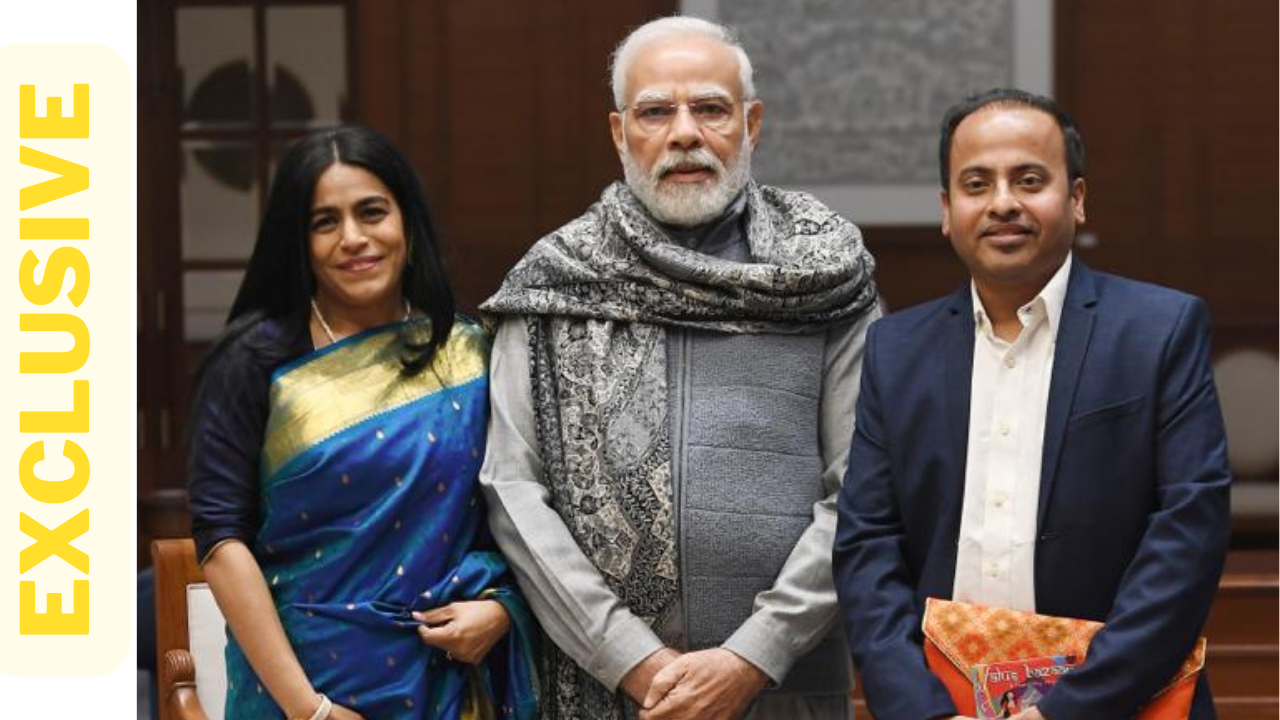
xmin=834 ymin=262 xmax=1231 ymax=720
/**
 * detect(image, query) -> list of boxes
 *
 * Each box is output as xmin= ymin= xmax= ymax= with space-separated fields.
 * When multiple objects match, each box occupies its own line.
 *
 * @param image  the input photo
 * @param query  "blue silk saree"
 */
xmin=223 ymin=320 xmax=538 ymax=720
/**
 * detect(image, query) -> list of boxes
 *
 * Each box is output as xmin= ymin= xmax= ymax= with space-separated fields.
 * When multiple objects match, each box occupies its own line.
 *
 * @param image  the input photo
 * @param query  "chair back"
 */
xmin=152 ymin=538 xmax=227 ymax=720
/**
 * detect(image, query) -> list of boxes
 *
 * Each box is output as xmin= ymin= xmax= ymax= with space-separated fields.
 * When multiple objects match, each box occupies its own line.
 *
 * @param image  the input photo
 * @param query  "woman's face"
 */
xmin=307 ymin=162 xmax=408 ymax=315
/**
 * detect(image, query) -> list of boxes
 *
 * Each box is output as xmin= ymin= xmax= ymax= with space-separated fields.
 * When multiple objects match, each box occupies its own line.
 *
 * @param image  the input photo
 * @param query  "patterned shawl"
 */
xmin=482 ymin=181 xmax=877 ymax=719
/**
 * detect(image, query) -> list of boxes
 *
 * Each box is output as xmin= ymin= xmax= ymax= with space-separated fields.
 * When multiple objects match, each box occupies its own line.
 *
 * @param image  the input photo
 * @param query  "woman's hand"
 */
xmin=413 ymin=599 xmax=511 ymax=664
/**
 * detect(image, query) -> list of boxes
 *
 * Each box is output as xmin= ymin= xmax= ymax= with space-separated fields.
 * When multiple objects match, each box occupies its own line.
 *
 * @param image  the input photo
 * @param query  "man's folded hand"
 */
xmin=640 ymin=648 xmax=769 ymax=720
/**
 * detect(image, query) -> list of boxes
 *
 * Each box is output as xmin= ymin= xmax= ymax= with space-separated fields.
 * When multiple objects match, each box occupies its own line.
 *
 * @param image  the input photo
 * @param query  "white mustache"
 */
xmin=654 ymin=148 xmax=722 ymax=179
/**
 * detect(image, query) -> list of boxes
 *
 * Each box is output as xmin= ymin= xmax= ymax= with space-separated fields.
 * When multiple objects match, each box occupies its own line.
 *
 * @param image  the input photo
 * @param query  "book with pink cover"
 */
xmin=971 ymin=654 xmax=1079 ymax=719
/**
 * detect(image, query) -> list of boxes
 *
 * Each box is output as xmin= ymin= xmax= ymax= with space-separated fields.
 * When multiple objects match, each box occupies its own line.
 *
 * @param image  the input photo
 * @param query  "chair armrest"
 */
xmin=161 ymin=649 xmax=212 ymax=720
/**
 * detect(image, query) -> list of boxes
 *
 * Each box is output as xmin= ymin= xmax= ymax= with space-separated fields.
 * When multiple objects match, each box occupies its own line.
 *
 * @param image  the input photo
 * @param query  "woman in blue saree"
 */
xmin=189 ymin=125 xmax=537 ymax=720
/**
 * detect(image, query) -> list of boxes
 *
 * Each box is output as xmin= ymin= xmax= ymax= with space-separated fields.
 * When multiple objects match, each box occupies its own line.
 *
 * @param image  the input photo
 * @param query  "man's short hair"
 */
xmin=609 ymin=15 xmax=755 ymax=110
xmin=938 ymin=88 xmax=1086 ymax=189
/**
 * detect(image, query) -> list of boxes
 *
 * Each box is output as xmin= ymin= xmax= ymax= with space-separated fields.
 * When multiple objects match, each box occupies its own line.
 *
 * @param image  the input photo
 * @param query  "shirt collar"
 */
xmin=1038 ymin=252 xmax=1073 ymax=334
xmin=971 ymin=252 xmax=1073 ymax=336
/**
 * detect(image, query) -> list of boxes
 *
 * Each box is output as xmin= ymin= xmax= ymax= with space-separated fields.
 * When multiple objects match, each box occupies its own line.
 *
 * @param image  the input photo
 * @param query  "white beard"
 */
xmin=622 ymin=132 xmax=752 ymax=227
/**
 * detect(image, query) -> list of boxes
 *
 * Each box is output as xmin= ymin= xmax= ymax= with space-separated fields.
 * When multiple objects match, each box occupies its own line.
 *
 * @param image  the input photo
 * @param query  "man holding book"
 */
xmin=832 ymin=89 xmax=1230 ymax=720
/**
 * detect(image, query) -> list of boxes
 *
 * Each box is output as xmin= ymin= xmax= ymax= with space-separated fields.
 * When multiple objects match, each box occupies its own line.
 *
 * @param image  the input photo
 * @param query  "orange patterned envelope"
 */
xmin=921 ymin=598 xmax=1206 ymax=720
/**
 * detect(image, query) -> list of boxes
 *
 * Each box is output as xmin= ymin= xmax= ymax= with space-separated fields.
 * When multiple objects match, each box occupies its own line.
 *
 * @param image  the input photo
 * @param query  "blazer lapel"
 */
xmin=937 ymin=284 xmax=976 ymax=593
xmin=1037 ymin=262 xmax=1099 ymax=531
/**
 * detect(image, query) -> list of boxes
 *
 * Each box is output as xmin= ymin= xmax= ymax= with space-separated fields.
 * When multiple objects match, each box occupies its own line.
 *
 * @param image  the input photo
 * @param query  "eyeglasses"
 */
xmin=624 ymin=98 xmax=746 ymax=133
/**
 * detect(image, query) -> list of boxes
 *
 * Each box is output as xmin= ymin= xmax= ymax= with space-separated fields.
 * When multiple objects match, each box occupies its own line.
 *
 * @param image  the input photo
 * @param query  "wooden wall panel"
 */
xmin=1204 ymin=2 xmax=1277 ymax=245
xmin=352 ymin=0 xmax=406 ymax=142
xmin=863 ymin=228 xmax=967 ymax=313
xmin=436 ymin=3 xmax=542 ymax=312
xmin=1054 ymin=0 xmax=1277 ymax=354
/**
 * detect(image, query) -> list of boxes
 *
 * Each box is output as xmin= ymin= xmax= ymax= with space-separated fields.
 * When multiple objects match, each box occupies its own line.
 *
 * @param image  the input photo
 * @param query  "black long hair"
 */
xmin=204 ymin=124 xmax=455 ymax=377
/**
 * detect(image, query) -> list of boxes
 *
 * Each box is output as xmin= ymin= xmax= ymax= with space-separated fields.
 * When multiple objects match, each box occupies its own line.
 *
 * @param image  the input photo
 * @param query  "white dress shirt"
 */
xmin=953 ymin=254 xmax=1073 ymax=612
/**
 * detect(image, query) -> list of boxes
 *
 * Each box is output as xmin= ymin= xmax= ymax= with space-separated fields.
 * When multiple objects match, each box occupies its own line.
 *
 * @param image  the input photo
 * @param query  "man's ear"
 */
xmin=746 ymin=100 xmax=764 ymax=149
xmin=1071 ymin=177 xmax=1087 ymax=225
xmin=940 ymin=189 xmax=952 ymax=237
xmin=609 ymin=112 xmax=626 ymax=158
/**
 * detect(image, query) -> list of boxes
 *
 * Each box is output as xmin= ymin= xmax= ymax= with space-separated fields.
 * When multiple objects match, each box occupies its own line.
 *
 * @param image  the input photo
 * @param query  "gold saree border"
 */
xmin=262 ymin=323 xmax=486 ymax=478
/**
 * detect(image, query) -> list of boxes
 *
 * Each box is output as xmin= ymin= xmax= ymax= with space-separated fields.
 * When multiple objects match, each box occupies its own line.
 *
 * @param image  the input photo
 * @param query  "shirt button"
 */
xmin=999 ymin=423 xmax=1011 ymax=436
xmin=988 ymin=564 xmax=1001 ymax=578
xmin=1005 ymin=356 xmax=1017 ymax=369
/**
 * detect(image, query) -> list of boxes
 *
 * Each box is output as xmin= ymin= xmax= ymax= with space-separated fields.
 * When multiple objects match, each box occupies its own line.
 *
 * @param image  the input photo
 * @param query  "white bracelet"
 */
xmin=296 ymin=693 xmax=331 ymax=720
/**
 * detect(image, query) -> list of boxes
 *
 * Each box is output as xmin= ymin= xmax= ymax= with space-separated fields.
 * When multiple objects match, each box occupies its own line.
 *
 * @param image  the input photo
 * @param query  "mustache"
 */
xmin=653 ymin=148 xmax=723 ymax=179
xmin=981 ymin=222 xmax=1035 ymax=236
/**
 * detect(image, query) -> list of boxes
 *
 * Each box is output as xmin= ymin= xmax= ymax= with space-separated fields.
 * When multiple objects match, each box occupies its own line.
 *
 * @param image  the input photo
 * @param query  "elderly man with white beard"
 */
xmin=480 ymin=16 xmax=880 ymax=720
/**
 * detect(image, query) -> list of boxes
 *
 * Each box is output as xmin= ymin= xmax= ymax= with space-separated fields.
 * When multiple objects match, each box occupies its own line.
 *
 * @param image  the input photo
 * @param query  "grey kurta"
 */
xmin=481 ymin=313 xmax=875 ymax=719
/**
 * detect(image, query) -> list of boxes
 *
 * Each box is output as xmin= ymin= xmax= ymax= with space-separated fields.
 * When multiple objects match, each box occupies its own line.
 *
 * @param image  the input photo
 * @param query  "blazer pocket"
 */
xmin=1066 ymin=395 xmax=1146 ymax=431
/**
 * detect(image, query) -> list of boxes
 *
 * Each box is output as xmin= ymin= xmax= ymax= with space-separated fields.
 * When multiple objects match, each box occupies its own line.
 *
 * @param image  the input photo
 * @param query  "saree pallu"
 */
xmin=224 ymin=320 xmax=538 ymax=720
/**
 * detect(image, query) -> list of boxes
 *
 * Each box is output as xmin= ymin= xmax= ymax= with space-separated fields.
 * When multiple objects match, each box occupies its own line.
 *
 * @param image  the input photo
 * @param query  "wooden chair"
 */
xmin=152 ymin=538 xmax=228 ymax=720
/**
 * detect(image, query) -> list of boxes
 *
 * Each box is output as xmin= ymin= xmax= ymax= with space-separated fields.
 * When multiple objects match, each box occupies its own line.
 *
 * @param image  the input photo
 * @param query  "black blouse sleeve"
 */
xmin=188 ymin=323 xmax=286 ymax=563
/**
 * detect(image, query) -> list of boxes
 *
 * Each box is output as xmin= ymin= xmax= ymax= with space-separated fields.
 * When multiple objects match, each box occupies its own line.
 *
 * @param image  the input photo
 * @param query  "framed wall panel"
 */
xmin=681 ymin=0 xmax=1052 ymax=224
